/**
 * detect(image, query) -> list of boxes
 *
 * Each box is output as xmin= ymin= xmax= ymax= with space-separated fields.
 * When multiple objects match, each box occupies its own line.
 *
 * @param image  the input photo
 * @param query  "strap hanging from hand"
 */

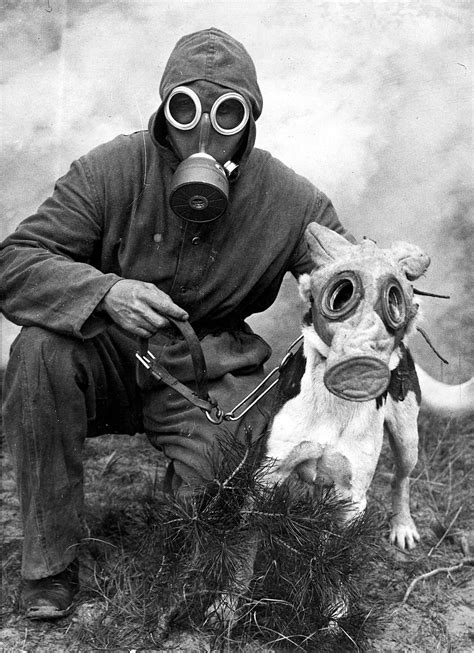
xmin=136 ymin=317 xmax=217 ymax=412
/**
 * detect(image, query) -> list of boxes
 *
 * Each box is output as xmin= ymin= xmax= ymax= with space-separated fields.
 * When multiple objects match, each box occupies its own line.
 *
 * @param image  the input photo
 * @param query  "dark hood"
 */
xmin=148 ymin=28 xmax=263 ymax=171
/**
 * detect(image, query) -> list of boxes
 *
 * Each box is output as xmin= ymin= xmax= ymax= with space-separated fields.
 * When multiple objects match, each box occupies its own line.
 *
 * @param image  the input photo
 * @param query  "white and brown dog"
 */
xmin=264 ymin=222 xmax=430 ymax=549
xmin=207 ymin=222 xmax=470 ymax=624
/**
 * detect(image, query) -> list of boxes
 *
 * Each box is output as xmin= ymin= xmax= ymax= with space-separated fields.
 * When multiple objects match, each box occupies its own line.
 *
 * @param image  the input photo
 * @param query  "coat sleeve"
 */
xmin=289 ymin=191 xmax=357 ymax=278
xmin=0 ymin=158 xmax=122 ymax=339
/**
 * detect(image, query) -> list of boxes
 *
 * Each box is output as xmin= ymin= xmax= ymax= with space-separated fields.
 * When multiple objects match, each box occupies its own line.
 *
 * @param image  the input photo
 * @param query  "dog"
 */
xmin=263 ymin=222 xmax=431 ymax=549
xmin=206 ymin=222 xmax=434 ymax=625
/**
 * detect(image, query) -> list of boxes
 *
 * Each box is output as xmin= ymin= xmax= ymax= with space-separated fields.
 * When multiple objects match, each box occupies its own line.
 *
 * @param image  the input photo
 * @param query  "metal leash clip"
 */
xmin=136 ymin=323 xmax=303 ymax=426
xmin=203 ymin=405 xmax=226 ymax=425
xmin=204 ymin=334 xmax=303 ymax=424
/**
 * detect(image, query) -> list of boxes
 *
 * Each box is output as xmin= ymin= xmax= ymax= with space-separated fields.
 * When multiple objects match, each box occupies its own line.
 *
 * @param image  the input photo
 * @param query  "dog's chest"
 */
xmin=266 ymin=357 xmax=384 ymax=471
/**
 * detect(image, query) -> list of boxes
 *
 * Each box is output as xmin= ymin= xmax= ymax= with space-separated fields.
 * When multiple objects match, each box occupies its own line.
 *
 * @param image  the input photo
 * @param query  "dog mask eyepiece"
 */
xmin=320 ymin=271 xmax=363 ymax=321
xmin=380 ymin=276 xmax=408 ymax=331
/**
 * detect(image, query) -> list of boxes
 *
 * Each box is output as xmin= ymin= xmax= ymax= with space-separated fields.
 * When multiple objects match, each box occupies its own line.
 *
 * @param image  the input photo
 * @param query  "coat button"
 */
xmin=192 ymin=236 xmax=201 ymax=246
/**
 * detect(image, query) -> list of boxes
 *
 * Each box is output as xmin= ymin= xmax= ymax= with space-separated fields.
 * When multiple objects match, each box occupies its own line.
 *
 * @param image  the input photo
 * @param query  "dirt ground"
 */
xmin=1 ymin=380 xmax=473 ymax=652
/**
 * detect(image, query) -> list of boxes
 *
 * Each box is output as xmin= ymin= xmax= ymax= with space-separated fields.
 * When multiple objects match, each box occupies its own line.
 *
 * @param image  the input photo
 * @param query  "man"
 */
xmin=0 ymin=28 xmax=351 ymax=619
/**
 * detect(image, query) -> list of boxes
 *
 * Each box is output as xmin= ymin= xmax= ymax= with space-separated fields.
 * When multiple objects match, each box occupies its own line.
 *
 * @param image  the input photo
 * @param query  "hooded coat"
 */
xmin=0 ymin=28 xmax=350 ymax=384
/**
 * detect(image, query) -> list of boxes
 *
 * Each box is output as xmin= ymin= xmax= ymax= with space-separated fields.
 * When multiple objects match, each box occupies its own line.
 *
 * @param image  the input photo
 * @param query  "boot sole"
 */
xmin=24 ymin=601 xmax=74 ymax=620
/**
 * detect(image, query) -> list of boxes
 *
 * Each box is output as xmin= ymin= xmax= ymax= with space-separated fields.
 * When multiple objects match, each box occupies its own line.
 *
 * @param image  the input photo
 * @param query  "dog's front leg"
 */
xmin=204 ymin=532 xmax=258 ymax=627
xmin=385 ymin=394 xmax=420 ymax=549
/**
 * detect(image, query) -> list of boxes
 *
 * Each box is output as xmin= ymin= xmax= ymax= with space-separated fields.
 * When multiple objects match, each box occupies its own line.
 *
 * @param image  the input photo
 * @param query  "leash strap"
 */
xmin=136 ymin=319 xmax=304 ymax=424
xmin=135 ymin=318 xmax=217 ymax=413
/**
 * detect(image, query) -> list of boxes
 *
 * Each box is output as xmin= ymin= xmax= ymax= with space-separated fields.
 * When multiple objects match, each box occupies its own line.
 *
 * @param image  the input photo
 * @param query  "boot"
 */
xmin=21 ymin=560 xmax=79 ymax=620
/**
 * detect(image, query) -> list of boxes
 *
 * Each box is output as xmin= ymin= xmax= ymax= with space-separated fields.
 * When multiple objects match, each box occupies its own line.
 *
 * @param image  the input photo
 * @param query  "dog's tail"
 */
xmin=416 ymin=364 xmax=473 ymax=416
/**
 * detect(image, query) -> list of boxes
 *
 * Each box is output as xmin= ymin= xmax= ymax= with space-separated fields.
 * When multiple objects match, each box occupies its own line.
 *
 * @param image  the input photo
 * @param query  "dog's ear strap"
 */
xmin=416 ymin=327 xmax=449 ymax=365
xmin=413 ymin=288 xmax=450 ymax=299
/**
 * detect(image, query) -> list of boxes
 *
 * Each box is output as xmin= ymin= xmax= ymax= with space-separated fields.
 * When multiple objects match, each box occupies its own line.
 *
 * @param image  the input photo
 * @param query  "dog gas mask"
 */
xmin=165 ymin=83 xmax=250 ymax=222
xmin=300 ymin=223 xmax=430 ymax=401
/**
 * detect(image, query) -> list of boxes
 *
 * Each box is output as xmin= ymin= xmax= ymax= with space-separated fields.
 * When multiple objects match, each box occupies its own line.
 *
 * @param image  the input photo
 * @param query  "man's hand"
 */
xmin=100 ymin=279 xmax=189 ymax=338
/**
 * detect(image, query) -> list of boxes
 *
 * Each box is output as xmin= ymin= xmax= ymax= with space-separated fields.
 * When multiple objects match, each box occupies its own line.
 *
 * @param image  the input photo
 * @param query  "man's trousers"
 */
xmin=2 ymin=325 xmax=271 ymax=579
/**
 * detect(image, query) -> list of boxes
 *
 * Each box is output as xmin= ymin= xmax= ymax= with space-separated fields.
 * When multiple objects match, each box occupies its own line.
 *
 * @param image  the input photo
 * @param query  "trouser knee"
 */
xmin=6 ymin=326 xmax=90 ymax=384
xmin=3 ymin=325 xmax=142 ymax=443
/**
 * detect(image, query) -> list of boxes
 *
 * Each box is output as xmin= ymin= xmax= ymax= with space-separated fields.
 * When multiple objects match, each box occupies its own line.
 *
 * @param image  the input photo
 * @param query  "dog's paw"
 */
xmin=204 ymin=593 xmax=240 ymax=628
xmin=390 ymin=515 xmax=420 ymax=549
xmin=320 ymin=593 xmax=349 ymax=632
xmin=261 ymin=470 xmax=285 ymax=488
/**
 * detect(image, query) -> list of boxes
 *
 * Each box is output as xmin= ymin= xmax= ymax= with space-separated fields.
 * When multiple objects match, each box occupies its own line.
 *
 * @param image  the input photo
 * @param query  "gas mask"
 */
xmin=300 ymin=223 xmax=430 ymax=402
xmin=164 ymin=85 xmax=250 ymax=222
xmin=311 ymin=271 xmax=410 ymax=400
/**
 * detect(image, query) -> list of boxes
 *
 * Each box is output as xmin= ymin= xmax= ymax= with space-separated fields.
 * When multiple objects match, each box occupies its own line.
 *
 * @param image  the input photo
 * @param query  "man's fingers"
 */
xmin=133 ymin=325 xmax=157 ymax=339
xmin=134 ymin=303 xmax=173 ymax=331
xmin=143 ymin=284 xmax=189 ymax=321
xmin=100 ymin=279 xmax=189 ymax=335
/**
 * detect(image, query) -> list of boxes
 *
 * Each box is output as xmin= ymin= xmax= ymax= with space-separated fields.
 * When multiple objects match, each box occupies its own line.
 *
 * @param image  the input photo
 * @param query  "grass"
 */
xmin=1 ymin=381 xmax=473 ymax=651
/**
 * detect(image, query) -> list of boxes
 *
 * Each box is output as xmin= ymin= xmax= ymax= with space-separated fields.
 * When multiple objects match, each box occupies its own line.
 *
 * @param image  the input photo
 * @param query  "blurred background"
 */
xmin=1 ymin=0 xmax=472 ymax=382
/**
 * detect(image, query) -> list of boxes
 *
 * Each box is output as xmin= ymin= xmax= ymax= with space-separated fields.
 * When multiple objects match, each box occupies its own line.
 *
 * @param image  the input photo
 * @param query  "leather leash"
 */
xmin=135 ymin=317 xmax=218 ymax=413
xmin=135 ymin=319 xmax=304 ymax=424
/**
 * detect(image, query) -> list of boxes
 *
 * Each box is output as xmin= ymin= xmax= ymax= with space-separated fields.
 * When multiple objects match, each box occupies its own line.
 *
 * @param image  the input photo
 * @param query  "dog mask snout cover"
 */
xmin=301 ymin=223 xmax=431 ymax=401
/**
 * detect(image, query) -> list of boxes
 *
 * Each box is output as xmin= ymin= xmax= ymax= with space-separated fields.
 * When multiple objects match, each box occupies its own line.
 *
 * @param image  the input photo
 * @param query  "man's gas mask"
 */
xmin=164 ymin=85 xmax=250 ymax=222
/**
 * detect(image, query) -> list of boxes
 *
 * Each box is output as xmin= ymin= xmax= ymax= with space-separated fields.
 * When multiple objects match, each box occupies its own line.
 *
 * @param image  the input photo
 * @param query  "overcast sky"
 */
xmin=1 ymin=0 xmax=472 ymax=379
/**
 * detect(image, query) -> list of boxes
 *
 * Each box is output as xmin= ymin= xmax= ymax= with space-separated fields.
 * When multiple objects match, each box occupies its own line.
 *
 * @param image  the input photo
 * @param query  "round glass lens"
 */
xmin=385 ymin=284 xmax=406 ymax=327
xmin=165 ymin=87 xmax=201 ymax=130
xmin=215 ymin=98 xmax=245 ymax=130
xmin=328 ymin=279 xmax=354 ymax=312
xmin=320 ymin=271 xmax=362 ymax=320
xmin=380 ymin=277 xmax=408 ymax=330
xmin=169 ymin=93 xmax=196 ymax=125
xmin=211 ymin=93 xmax=249 ymax=135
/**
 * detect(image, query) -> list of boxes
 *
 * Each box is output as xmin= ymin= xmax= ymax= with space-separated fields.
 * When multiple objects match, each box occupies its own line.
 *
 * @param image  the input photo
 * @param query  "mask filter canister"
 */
xmin=169 ymin=153 xmax=229 ymax=223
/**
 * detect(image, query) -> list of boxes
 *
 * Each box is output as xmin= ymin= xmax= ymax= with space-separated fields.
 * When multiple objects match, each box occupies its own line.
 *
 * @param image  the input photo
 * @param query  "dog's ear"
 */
xmin=298 ymin=273 xmax=312 ymax=303
xmin=388 ymin=242 xmax=430 ymax=280
xmin=305 ymin=222 xmax=354 ymax=266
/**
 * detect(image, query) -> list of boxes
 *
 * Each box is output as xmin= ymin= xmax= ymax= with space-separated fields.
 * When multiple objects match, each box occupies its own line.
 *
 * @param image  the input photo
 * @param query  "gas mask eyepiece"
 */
xmin=165 ymin=86 xmax=250 ymax=135
xmin=165 ymin=86 xmax=250 ymax=223
xmin=380 ymin=276 xmax=407 ymax=330
xmin=320 ymin=271 xmax=363 ymax=320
